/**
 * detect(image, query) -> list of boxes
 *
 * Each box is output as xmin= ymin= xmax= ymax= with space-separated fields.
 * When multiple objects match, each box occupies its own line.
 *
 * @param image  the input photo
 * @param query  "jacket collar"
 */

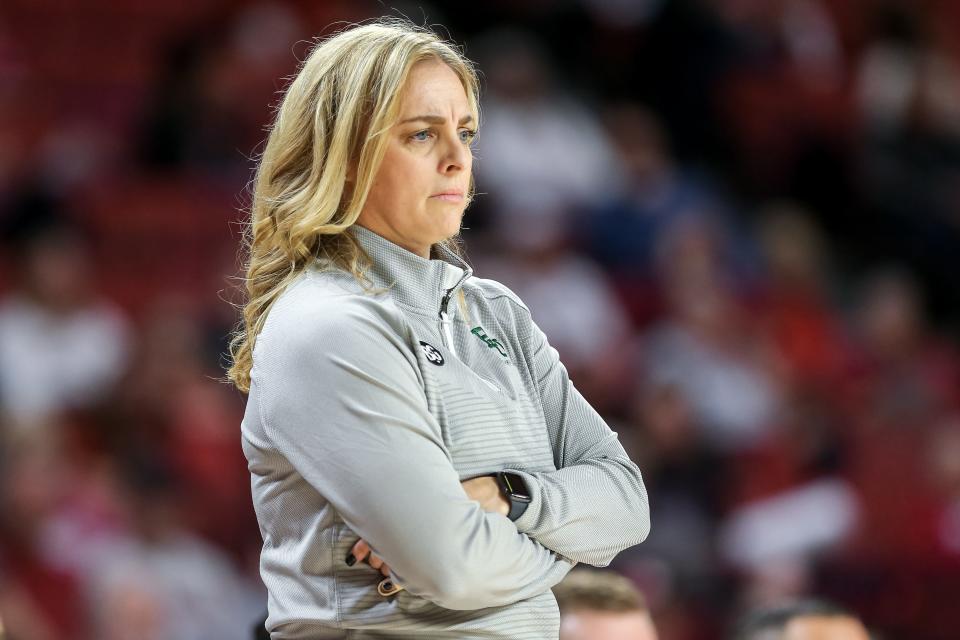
xmin=348 ymin=225 xmax=472 ymax=316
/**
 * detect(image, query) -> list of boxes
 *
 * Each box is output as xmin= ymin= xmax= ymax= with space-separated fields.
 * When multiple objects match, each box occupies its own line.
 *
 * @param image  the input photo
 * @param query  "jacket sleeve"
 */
xmin=254 ymin=299 xmax=574 ymax=610
xmin=505 ymin=311 xmax=650 ymax=567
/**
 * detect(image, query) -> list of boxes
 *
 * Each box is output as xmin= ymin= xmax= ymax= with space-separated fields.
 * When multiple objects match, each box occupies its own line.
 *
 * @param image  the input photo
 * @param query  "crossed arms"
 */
xmin=256 ymin=300 xmax=650 ymax=610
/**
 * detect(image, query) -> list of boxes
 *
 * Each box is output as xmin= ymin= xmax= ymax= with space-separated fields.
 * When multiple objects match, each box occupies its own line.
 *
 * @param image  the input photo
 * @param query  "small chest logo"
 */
xmin=419 ymin=341 xmax=445 ymax=366
xmin=471 ymin=326 xmax=509 ymax=358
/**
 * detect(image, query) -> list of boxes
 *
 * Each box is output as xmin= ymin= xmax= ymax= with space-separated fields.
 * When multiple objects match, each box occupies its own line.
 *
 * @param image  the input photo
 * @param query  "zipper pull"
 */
xmin=439 ymin=308 xmax=458 ymax=359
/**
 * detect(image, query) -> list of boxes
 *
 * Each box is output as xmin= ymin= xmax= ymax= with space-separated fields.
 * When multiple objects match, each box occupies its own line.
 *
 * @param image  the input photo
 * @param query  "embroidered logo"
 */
xmin=419 ymin=341 xmax=445 ymax=366
xmin=471 ymin=326 xmax=509 ymax=358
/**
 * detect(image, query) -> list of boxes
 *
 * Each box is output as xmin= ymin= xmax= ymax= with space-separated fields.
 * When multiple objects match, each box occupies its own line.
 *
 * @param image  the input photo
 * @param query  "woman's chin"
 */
xmin=437 ymin=212 xmax=465 ymax=241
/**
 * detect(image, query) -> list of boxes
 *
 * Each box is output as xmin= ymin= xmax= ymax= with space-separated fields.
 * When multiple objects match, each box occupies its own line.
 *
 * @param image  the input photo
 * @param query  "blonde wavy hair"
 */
xmin=227 ymin=19 xmax=480 ymax=393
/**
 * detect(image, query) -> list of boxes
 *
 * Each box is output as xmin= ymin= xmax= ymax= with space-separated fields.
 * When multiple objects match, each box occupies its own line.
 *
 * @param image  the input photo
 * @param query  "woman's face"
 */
xmin=356 ymin=58 xmax=476 ymax=258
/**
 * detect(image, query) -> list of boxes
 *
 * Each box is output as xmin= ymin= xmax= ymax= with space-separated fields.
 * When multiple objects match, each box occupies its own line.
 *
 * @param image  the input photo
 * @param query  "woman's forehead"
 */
xmin=398 ymin=60 xmax=473 ymax=119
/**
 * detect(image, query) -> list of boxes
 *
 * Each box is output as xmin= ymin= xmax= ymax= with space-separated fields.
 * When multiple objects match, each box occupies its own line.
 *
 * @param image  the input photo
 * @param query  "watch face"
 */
xmin=501 ymin=472 xmax=531 ymax=502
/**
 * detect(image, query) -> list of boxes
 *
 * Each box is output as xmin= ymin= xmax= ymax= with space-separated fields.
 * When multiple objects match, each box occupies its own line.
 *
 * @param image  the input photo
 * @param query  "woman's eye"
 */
xmin=408 ymin=129 xmax=475 ymax=143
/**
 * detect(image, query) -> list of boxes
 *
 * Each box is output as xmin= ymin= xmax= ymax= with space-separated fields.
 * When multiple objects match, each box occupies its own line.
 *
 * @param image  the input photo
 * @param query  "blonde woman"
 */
xmin=229 ymin=20 xmax=650 ymax=639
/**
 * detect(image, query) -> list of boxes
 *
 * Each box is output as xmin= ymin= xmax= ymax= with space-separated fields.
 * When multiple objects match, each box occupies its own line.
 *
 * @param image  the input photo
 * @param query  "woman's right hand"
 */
xmin=347 ymin=538 xmax=392 ymax=577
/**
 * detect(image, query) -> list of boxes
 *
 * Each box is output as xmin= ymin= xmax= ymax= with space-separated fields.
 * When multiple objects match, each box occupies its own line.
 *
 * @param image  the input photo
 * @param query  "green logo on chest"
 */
xmin=471 ymin=326 xmax=509 ymax=358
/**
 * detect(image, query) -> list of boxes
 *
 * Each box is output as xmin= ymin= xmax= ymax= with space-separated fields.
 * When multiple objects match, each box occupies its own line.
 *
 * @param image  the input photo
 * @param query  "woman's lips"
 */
xmin=430 ymin=192 xmax=464 ymax=202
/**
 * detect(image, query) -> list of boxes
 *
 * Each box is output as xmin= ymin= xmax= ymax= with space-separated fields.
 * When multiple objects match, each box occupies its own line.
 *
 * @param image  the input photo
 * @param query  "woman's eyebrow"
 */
xmin=398 ymin=114 xmax=475 ymax=126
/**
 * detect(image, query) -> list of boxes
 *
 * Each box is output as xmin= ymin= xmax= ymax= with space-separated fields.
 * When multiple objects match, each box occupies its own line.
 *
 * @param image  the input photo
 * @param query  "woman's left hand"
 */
xmin=460 ymin=475 xmax=510 ymax=517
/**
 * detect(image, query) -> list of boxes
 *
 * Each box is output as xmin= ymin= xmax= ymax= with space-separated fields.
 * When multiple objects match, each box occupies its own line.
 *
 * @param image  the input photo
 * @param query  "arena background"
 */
xmin=1 ymin=1 xmax=959 ymax=638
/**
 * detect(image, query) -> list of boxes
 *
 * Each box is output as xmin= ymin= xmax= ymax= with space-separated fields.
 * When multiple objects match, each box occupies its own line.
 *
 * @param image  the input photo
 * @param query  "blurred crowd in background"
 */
xmin=1 ymin=0 xmax=959 ymax=638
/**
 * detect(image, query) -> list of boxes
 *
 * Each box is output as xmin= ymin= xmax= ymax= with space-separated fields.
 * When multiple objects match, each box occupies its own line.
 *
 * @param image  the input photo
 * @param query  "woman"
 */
xmin=228 ymin=20 xmax=650 ymax=639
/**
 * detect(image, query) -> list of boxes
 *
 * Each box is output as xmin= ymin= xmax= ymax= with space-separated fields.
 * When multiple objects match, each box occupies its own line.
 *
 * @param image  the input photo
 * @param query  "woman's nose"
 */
xmin=440 ymin=133 xmax=469 ymax=173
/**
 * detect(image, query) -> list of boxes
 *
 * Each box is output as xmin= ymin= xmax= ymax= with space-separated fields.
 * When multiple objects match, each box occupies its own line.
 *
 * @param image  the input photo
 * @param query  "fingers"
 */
xmin=347 ymin=539 xmax=392 ymax=576
xmin=367 ymin=552 xmax=392 ymax=577
xmin=370 ymin=553 xmax=390 ymax=578
xmin=350 ymin=539 xmax=370 ymax=563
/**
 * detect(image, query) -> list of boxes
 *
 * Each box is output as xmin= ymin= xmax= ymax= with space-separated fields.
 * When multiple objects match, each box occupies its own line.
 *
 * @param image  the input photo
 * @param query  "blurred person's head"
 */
xmin=709 ymin=0 xmax=784 ymax=35
xmin=202 ymin=2 xmax=305 ymax=140
xmin=740 ymin=559 xmax=814 ymax=611
xmin=139 ymin=298 xmax=206 ymax=379
xmin=4 ymin=216 xmax=94 ymax=312
xmin=116 ymin=454 xmax=183 ymax=542
xmin=115 ymin=298 xmax=207 ymax=421
xmin=655 ymin=216 xmax=725 ymax=293
xmin=757 ymin=202 xmax=829 ymax=293
xmin=857 ymin=267 xmax=925 ymax=362
xmin=732 ymin=599 xmax=870 ymax=640
xmin=228 ymin=19 xmax=480 ymax=393
xmin=655 ymin=217 xmax=743 ymax=345
xmin=228 ymin=2 xmax=302 ymax=72
xmin=554 ymin=569 xmax=659 ymax=640
xmin=602 ymin=103 xmax=672 ymax=186
xmin=97 ymin=578 xmax=164 ymax=640
xmin=632 ymin=381 xmax=698 ymax=459
xmin=472 ymin=28 xmax=551 ymax=102
xmin=926 ymin=414 xmax=960 ymax=499
xmin=0 ymin=423 xmax=70 ymax=540
xmin=857 ymin=3 xmax=929 ymax=132
xmin=492 ymin=196 xmax=573 ymax=258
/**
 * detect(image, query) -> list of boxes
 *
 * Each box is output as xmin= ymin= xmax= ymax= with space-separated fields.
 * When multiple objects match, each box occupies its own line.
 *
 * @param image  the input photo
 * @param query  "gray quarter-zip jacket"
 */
xmin=241 ymin=225 xmax=650 ymax=639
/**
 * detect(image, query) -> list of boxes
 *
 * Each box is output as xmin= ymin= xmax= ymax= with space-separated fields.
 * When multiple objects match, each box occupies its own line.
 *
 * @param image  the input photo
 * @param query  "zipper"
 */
xmin=435 ymin=253 xmax=500 ymax=393
xmin=439 ymin=292 xmax=458 ymax=359
xmin=435 ymin=245 xmax=473 ymax=362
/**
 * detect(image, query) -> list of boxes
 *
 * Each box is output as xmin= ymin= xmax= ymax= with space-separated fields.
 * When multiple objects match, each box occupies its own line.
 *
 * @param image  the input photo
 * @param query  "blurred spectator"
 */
xmin=855 ymin=4 xmax=960 ymax=139
xmin=711 ymin=0 xmax=852 ymax=197
xmin=854 ymin=4 xmax=960 ymax=318
xmin=613 ymin=380 xmax=723 ymax=592
xmin=138 ymin=2 xmax=305 ymax=182
xmin=0 ymin=218 xmax=131 ymax=427
xmin=0 ymin=427 xmax=87 ymax=639
xmin=719 ymin=479 xmax=859 ymax=593
xmin=472 ymin=28 xmax=621 ymax=230
xmin=727 ymin=205 xmax=856 ymax=571
xmin=579 ymin=102 xmax=754 ymax=326
xmin=730 ymin=598 xmax=870 ymax=640
xmin=105 ymin=299 xmax=256 ymax=559
xmin=0 ymin=2 xmax=957 ymax=637
xmin=554 ymin=568 xmax=659 ymax=640
xmin=843 ymin=268 xmax=960 ymax=562
xmin=927 ymin=414 xmax=960 ymax=556
xmin=84 ymin=455 xmax=260 ymax=640
xmin=726 ymin=382 xmax=850 ymax=514
xmin=642 ymin=217 xmax=780 ymax=451
xmin=850 ymin=268 xmax=958 ymax=426
xmin=582 ymin=103 xmax=741 ymax=275
xmin=754 ymin=202 xmax=850 ymax=392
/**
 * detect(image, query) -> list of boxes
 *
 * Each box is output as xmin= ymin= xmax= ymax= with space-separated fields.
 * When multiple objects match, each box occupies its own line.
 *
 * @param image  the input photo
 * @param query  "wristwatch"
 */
xmin=495 ymin=471 xmax=532 ymax=521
